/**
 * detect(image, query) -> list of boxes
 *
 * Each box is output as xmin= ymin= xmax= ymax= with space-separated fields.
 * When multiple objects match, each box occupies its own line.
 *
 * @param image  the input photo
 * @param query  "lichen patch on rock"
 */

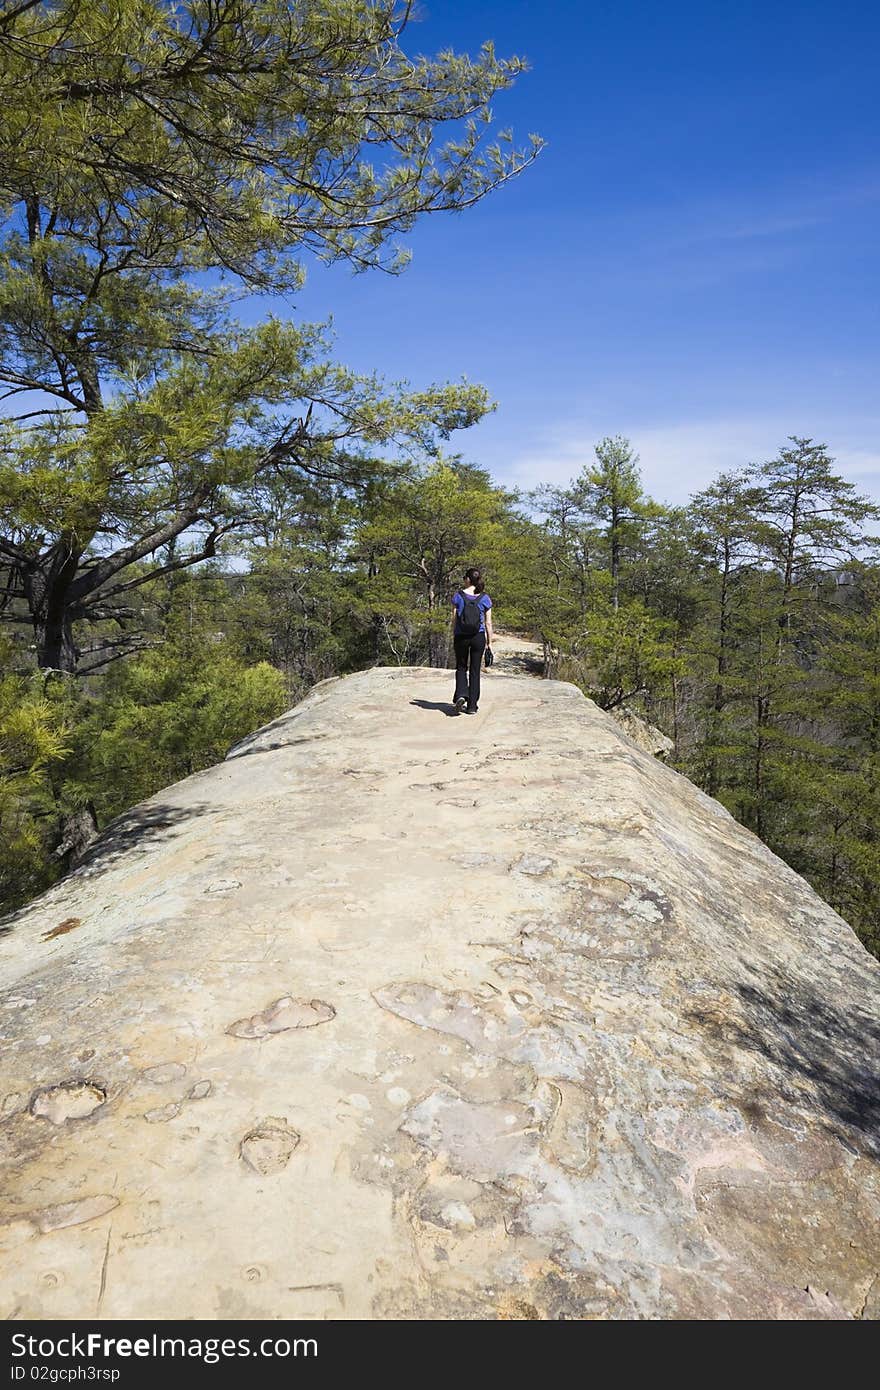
xmin=226 ymin=995 xmax=335 ymax=1039
xmin=29 ymin=1081 xmax=106 ymax=1124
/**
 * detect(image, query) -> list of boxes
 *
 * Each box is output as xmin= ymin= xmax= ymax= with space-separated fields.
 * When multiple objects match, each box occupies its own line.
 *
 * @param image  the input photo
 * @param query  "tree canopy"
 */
xmin=0 ymin=0 xmax=541 ymax=287
xmin=0 ymin=0 xmax=540 ymax=671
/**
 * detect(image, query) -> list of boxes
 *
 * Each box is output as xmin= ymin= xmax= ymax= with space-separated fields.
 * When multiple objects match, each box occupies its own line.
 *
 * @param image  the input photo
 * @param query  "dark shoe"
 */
xmin=465 ymin=706 xmax=477 ymax=714
xmin=454 ymin=696 xmax=467 ymax=713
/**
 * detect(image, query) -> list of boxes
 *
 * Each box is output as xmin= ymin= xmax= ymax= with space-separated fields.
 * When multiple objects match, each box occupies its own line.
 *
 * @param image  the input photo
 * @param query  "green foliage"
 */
xmin=571 ymin=599 xmax=684 ymax=712
xmin=0 ymin=583 xmax=286 ymax=912
xmin=0 ymin=307 xmax=494 ymax=670
xmin=522 ymin=435 xmax=880 ymax=958
xmin=3 ymin=420 xmax=880 ymax=964
xmin=529 ymin=438 xmax=679 ymax=704
xmin=805 ymin=565 xmax=880 ymax=954
xmin=227 ymin=477 xmax=367 ymax=694
xmin=0 ymin=638 xmax=70 ymax=908
xmin=752 ymin=438 xmax=876 ymax=597
xmin=79 ymin=645 xmax=285 ymax=822
xmin=576 ymin=435 xmax=648 ymax=610
xmin=0 ymin=1 xmax=542 ymax=283
xmin=0 ymin=1 xmax=540 ymax=672
xmin=357 ymin=458 xmax=517 ymax=665
xmin=671 ymin=449 xmax=880 ymax=956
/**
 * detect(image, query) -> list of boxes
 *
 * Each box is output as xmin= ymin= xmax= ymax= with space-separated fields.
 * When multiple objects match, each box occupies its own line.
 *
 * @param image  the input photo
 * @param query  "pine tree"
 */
xmin=812 ymin=565 xmax=880 ymax=953
xmin=577 ymin=436 xmax=646 ymax=611
xmin=0 ymin=1 xmax=540 ymax=671
xmin=687 ymin=471 xmax=761 ymax=795
xmin=357 ymin=459 xmax=515 ymax=667
xmin=0 ymin=636 xmax=70 ymax=908
xmin=751 ymin=436 xmax=879 ymax=651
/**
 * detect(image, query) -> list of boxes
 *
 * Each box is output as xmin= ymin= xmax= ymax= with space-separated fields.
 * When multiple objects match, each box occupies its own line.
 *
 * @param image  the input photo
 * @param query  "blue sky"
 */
xmin=285 ymin=0 xmax=880 ymax=504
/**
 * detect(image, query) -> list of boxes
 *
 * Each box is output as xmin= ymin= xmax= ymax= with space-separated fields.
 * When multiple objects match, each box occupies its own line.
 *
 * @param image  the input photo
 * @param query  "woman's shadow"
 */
xmin=410 ymin=699 xmax=460 ymax=718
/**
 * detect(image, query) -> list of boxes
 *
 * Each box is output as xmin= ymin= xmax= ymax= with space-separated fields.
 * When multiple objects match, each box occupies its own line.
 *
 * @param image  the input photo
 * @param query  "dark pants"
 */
xmin=453 ymin=632 xmax=486 ymax=710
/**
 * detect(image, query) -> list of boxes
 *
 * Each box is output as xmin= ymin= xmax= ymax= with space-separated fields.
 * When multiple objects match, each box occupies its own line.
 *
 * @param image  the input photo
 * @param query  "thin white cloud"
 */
xmin=712 ymin=213 xmax=825 ymax=242
xmin=499 ymin=415 xmax=880 ymax=505
xmin=664 ymin=170 xmax=880 ymax=249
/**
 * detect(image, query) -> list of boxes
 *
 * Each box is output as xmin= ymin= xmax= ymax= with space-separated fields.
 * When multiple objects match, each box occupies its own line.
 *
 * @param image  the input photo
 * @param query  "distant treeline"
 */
xmin=3 ymin=439 xmax=879 ymax=959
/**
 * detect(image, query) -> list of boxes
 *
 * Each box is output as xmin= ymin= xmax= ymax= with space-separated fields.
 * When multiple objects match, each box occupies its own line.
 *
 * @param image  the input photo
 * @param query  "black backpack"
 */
xmin=458 ymin=591 xmax=482 ymax=637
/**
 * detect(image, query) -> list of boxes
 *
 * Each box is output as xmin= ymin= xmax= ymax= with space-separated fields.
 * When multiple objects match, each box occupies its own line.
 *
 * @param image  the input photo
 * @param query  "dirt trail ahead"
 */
xmin=1 ymin=663 xmax=878 ymax=1319
xmin=487 ymin=630 xmax=545 ymax=676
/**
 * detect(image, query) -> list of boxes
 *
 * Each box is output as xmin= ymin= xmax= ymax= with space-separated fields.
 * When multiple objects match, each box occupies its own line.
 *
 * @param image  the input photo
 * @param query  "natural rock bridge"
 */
xmin=1 ymin=642 xmax=878 ymax=1319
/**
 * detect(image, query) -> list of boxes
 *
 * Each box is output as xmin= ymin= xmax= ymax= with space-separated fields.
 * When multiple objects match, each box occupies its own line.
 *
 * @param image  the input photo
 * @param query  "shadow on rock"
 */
xmin=410 ymin=699 xmax=460 ymax=718
xmin=226 ymin=732 xmax=328 ymax=760
xmin=693 ymin=962 xmax=880 ymax=1156
xmin=74 ymin=801 xmax=215 ymax=877
xmin=495 ymin=653 xmax=545 ymax=676
xmin=0 ymin=801 xmax=214 ymax=940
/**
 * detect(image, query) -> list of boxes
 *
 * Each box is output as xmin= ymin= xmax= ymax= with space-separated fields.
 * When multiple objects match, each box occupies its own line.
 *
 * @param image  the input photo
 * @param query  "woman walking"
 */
xmin=451 ymin=567 xmax=494 ymax=714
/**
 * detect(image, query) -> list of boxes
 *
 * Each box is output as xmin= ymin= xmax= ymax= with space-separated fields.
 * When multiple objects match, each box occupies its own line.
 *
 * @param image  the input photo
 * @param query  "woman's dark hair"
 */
xmin=464 ymin=566 xmax=485 ymax=594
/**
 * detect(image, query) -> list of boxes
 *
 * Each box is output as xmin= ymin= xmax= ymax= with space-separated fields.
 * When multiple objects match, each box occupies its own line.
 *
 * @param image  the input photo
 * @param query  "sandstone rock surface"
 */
xmin=1 ymin=641 xmax=878 ymax=1320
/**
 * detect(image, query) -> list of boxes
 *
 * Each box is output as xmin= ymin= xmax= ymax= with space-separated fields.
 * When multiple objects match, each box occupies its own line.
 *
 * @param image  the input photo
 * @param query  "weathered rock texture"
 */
xmin=1 ymin=642 xmax=878 ymax=1320
xmin=607 ymin=706 xmax=675 ymax=760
